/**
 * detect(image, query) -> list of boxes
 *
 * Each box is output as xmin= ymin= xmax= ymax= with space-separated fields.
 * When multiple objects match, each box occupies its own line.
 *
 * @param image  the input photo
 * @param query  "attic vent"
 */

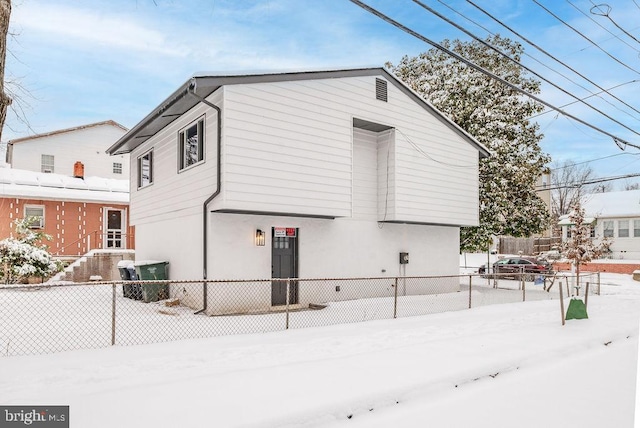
xmin=375 ymin=78 xmax=388 ymax=102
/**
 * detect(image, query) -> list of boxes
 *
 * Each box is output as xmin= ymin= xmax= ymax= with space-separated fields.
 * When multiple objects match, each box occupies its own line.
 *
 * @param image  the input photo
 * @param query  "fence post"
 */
xmin=285 ymin=279 xmax=290 ymax=330
xmin=585 ymin=282 xmax=590 ymax=310
xmin=522 ymin=276 xmax=526 ymax=302
xmin=559 ymin=280 xmax=565 ymax=326
xmin=393 ymin=277 xmax=398 ymax=319
xmin=597 ymin=272 xmax=601 ymax=295
xmin=111 ymin=284 xmax=116 ymax=345
xmin=468 ymin=275 xmax=472 ymax=309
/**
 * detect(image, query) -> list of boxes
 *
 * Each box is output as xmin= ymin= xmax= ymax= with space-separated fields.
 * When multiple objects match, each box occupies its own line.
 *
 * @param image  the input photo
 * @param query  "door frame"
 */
xmin=271 ymin=227 xmax=299 ymax=306
xmin=103 ymin=207 xmax=127 ymax=249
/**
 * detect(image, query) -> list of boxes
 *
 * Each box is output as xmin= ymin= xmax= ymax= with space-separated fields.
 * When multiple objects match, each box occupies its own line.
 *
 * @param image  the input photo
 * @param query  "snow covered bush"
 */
xmin=0 ymin=217 xmax=62 ymax=284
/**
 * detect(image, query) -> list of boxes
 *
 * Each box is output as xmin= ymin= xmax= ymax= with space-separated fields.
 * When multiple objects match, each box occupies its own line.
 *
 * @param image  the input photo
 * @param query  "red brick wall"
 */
xmin=0 ymin=197 xmax=132 ymax=256
xmin=552 ymin=262 xmax=640 ymax=275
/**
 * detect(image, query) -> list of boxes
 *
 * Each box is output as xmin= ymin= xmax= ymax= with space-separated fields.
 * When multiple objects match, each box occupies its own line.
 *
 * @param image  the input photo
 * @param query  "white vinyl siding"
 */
xmin=220 ymin=76 xmax=479 ymax=225
xmin=11 ymin=124 xmax=129 ymax=178
xmin=352 ymin=128 xmax=379 ymax=220
xmin=129 ymin=90 xmax=221 ymax=225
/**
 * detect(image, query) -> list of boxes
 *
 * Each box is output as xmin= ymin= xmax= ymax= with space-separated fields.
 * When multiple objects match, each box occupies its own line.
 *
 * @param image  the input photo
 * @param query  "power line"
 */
xmin=347 ymin=0 xmax=639 ymax=150
xmin=410 ymin=0 xmax=640 ymax=136
xmin=549 ymin=152 xmax=640 ymax=170
xmin=466 ymin=0 xmax=640 ymax=119
xmin=566 ymin=0 xmax=640 ymax=54
xmin=589 ymin=2 xmax=640 ymax=46
xmin=531 ymin=0 xmax=640 ymax=75
xmin=541 ymin=172 xmax=640 ymax=191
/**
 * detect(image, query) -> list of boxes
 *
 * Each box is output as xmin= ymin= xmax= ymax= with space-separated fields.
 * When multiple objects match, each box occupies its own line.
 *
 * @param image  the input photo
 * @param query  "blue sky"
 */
xmin=5 ymin=0 xmax=640 ymax=187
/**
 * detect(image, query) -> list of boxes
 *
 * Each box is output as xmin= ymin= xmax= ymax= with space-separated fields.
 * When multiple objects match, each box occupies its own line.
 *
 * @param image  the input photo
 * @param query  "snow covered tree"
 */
xmin=0 ymin=217 xmax=62 ymax=284
xmin=561 ymin=202 xmax=609 ymax=288
xmin=387 ymin=35 xmax=551 ymax=252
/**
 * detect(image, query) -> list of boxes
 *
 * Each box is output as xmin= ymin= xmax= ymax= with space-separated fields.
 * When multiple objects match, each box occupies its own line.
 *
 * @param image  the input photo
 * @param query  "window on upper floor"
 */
xmin=41 ymin=154 xmax=54 ymax=173
xmin=137 ymin=150 xmax=153 ymax=189
xmin=24 ymin=205 xmax=44 ymax=229
xmin=113 ymin=162 xmax=123 ymax=174
xmin=618 ymin=220 xmax=629 ymax=238
xmin=603 ymin=220 xmax=614 ymax=238
xmin=179 ymin=117 xmax=204 ymax=171
xmin=635 ymin=220 xmax=640 ymax=238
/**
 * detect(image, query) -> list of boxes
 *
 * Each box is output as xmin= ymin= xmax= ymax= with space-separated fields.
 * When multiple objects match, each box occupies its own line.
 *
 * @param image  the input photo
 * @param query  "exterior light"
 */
xmin=255 ymin=229 xmax=265 ymax=246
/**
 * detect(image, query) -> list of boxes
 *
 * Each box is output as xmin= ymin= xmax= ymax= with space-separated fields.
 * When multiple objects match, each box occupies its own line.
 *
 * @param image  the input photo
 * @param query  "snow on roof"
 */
xmin=7 ymin=120 xmax=128 ymax=144
xmin=582 ymin=189 xmax=640 ymax=218
xmin=0 ymin=168 xmax=129 ymax=204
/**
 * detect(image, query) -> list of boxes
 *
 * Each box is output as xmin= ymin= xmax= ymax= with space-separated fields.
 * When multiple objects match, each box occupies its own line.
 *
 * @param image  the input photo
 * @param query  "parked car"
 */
xmin=478 ymin=257 xmax=553 ymax=280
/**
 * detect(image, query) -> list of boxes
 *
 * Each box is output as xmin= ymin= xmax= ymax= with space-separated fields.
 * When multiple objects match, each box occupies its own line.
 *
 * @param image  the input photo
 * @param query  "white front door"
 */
xmin=104 ymin=209 xmax=125 ymax=249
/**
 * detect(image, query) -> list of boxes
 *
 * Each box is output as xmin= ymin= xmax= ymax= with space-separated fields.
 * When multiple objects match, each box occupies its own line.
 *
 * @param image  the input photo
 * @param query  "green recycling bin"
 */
xmin=134 ymin=261 xmax=169 ymax=303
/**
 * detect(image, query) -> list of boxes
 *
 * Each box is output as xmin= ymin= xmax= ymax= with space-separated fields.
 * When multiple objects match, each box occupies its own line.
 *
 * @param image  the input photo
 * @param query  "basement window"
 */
xmin=179 ymin=117 xmax=205 ymax=171
xmin=113 ymin=162 xmax=123 ymax=174
xmin=137 ymin=149 xmax=153 ymax=189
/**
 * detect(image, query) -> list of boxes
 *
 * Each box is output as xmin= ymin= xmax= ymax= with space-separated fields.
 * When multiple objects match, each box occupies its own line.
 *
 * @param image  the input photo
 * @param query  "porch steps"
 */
xmin=49 ymin=249 xmax=135 ymax=283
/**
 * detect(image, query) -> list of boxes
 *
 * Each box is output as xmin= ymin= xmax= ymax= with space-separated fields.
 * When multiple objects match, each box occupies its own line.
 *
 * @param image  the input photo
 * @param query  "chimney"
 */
xmin=73 ymin=161 xmax=84 ymax=179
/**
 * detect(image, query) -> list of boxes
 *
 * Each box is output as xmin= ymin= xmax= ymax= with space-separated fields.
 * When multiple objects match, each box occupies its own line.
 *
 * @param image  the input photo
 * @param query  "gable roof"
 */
xmin=583 ymin=189 xmax=640 ymax=218
xmin=8 ymin=120 xmax=128 ymax=145
xmin=0 ymin=167 xmax=129 ymax=204
xmin=106 ymin=67 xmax=490 ymax=157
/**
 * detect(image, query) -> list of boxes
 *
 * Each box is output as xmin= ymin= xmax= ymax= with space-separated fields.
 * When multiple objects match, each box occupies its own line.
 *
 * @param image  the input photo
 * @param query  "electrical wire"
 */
xmin=549 ymin=152 xmax=640 ymax=170
xmin=589 ymin=2 xmax=640 ymax=46
xmin=542 ymin=172 xmax=640 ymax=191
xmin=466 ymin=0 xmax=640 ymax=119
xmin=395 ymin=128 xmax=478 ymax=168
xmin=347 ymin=0 xmax=639 ymax=150
xmin=410 ymin=0 xmax=640 ymax=133
xmin=567 ymin=0 xmax=640 ymax=54
xmin=531 ymin=0 xmax=640 ymax=75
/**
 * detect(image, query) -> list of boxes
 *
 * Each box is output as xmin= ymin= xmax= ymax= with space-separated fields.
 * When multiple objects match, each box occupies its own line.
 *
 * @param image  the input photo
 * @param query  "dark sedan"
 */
xmin=478 ymin=257 xmax=553 ymax=280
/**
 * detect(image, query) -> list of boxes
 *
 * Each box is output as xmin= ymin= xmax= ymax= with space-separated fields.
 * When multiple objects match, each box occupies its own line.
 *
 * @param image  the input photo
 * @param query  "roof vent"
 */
xmin=375 ymin=78 xmax=388 ymax=102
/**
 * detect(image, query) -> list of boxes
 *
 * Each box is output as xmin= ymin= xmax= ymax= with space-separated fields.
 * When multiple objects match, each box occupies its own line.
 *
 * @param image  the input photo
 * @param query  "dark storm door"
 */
xmin=271 ymin=231 xmax=299 ymax=306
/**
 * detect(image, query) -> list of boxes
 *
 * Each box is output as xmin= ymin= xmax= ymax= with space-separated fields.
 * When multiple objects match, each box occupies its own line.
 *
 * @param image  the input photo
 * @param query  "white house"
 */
xmin=560 ymin=189 xmax=640 ymax=259
xmin=107 ymin=68 xmax=489 ymax=315
xmin=7 ymin=120 xmax=129 ymax=179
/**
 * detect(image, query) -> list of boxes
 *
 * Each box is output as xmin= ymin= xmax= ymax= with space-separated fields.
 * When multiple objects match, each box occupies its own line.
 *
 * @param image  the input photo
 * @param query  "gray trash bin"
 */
xmin=117 ymin=260 xmax=140 ymax=299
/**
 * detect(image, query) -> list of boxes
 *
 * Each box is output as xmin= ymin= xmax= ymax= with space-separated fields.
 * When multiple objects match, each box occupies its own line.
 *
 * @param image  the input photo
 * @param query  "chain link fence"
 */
xmin=0 ymin=272 xmax=600 ymax=357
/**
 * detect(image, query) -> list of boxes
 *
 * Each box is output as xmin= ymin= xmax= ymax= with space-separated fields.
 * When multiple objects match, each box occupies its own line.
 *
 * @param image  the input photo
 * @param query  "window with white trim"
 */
xmin=137 ymin=150 xmax=153 ymax=188
xmin=635 ymin=220 xmax=640 ymax=237
xmin=603 ymin=220 xmax=614 ymax=238
xmin=41 ymin=154 xmax=54 ymax=173
xmin=24 ymin=205 xmax=44 ymax=229
xmin=113 ymin=162 xmax=123 ymax=174
xmin=618 ymin=220 xmax=629 ymax=238
xmin=179 ymin=118 xmax=204 ymax=171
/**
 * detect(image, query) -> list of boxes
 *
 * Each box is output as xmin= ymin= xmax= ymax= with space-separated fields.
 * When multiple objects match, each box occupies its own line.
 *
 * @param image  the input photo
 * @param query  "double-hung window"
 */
xmin=602 ymin=220 xmax=614 ymax=238
xmin=635 ymin=220 xmax=640 ymax=238
xmin=618 ymin=220 xmax=629 ymax=238
xmin=41 ymin=154 xmax=54 ymax=173
xmin=24 ymin=205 xmax=45 ymax=228
xmin=113 ymin=162 xmax=123 ymax=174
xmin=179 ymin=117 xmax=204 ymax=171
xmin=137 ymin=150 xmax=153 ymax=188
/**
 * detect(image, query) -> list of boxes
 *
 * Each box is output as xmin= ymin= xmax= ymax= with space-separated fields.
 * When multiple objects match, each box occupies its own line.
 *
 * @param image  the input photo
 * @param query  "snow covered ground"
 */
xmin=0 ymin=254 xmax=639 ymax=427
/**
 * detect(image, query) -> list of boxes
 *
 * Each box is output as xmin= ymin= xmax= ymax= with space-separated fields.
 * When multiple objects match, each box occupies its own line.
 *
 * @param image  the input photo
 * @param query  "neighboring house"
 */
xmin=6 ymin=120 xmax=129 ymax=179
xmin=107 ymin=68 xmax=489 ymax=315
xmin=0 ymin=167 xmax=133 ymax=256
xmin=559 ymin=189 xmax=640 ymax=259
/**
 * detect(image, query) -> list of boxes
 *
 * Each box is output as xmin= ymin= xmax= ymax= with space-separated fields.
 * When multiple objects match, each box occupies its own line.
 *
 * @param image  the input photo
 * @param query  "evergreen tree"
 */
xmin=387 ymin=35 xmax=551 ymax=252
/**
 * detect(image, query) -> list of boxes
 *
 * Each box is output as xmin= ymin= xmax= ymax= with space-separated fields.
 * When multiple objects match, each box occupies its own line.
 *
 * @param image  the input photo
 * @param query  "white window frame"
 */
xmin=41 ymin=154 xmax=54 ymax=173
xmin=634 ymin=219 xmax=640 ymax=238
xmin=113 ymin=162 xmax=123 ymax=174
xmin=602 ymin=220 xmax=614 ymax=238
xmin=618 ymin=220 xmax=629 ymax=238
xmin=137 ymin=149 xmax=154 ymax=189
xmin=178 ymin=117 xmax=205 ymax=171
xmin=24 ymin=205 xmax=45 ymax=229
